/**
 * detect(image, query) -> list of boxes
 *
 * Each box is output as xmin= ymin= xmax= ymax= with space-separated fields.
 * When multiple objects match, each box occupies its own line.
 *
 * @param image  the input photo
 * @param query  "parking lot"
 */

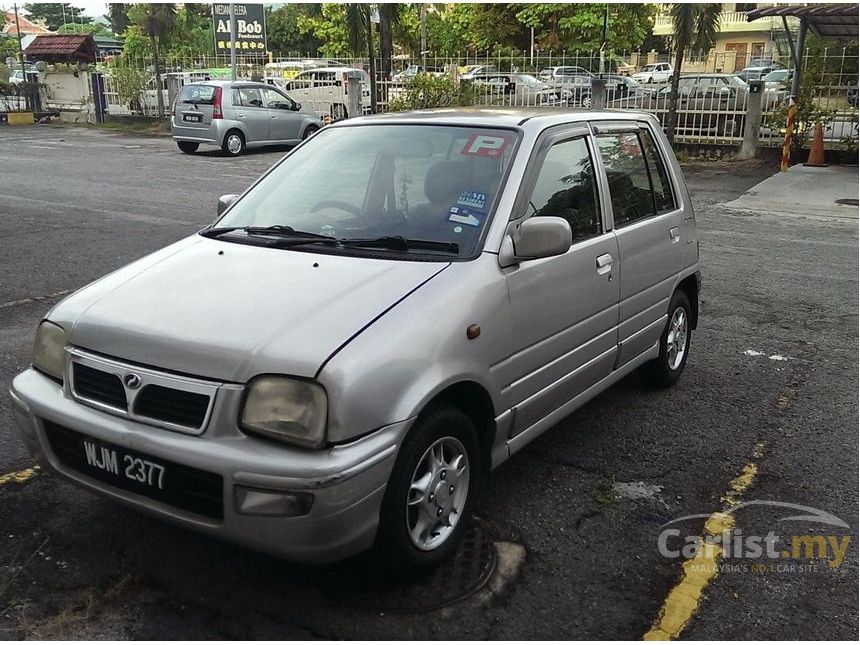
xmin=0 ymin=125 xmax=857 ymax=639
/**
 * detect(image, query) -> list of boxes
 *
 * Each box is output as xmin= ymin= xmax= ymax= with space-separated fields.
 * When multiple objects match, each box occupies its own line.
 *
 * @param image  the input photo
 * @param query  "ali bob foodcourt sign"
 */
xmin=212 ymin=3 xmax=267 ymax=55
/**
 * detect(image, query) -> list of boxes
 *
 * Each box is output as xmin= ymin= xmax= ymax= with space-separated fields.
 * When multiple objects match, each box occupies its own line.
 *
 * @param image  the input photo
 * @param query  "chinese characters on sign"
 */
xmin=212 ymin=3 xmax=267 ymax=56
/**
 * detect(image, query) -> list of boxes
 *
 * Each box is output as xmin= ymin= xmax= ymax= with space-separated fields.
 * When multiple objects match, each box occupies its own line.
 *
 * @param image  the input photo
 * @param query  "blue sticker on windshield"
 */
xmin=448 ymin=190 xmax=488 ymax=227
xmin=457 ymin=191 xmax=488 ymax=211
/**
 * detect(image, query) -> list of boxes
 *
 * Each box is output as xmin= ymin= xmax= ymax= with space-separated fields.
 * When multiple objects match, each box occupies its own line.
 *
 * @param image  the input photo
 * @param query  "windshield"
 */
xmin=215 ymin=125 xmax=518 ymax=258
xmin=763 ymin=70 xmax=789 ymax=83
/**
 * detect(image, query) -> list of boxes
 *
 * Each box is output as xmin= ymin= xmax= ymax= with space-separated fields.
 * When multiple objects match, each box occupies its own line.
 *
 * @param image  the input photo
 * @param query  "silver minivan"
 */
xmin=11 ymin=108 xmax=700 ymax=574
xmin=171 ymin=80 xmax=323 ymax=156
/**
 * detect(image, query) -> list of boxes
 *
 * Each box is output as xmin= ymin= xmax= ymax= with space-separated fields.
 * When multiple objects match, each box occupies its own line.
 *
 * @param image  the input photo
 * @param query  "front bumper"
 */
xmin=10 ymin=368 xmax=409 ymax=563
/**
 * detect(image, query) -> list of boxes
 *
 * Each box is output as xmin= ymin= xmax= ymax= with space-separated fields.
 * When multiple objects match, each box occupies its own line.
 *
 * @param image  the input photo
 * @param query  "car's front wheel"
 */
xmin=375 ymin=405 xmax=480 ymax=576
xmin=302 ymin=124 xmax=319 ymax=140
xmin=177 ymin=141 xmax=199 ymax=154
xmin=640 ymin=289 xmax=692 ymax=388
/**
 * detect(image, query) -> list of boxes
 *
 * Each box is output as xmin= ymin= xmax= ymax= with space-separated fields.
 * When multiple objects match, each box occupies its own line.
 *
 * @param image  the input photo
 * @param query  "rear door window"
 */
xmin=237 ymin=87 xmax=264 ymax=108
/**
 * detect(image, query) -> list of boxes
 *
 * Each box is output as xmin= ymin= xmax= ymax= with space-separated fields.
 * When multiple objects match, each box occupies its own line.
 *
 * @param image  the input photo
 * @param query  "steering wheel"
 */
xmin=310 ymin=200 xmax=365 ymax=218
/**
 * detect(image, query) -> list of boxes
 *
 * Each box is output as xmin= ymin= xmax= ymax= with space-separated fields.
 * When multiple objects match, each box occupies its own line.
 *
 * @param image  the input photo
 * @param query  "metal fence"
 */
xmin=87 ymin=48 xmax=857 ymax=150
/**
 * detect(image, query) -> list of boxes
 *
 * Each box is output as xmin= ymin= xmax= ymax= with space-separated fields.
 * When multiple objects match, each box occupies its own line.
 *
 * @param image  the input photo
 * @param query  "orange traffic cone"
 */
xmin=804 ymin=122 xmax=828 ymax=167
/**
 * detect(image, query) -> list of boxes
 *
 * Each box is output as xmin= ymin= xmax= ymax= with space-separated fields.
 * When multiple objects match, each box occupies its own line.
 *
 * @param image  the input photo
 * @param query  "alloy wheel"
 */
xmin=406 ymin=436 xmax=470 ymax=551
xmin=666 ymin=306 xmax=688 ymax=370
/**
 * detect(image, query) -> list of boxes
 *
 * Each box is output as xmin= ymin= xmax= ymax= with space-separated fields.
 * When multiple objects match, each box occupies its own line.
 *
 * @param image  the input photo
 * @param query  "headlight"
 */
xmin=241 ymin=376 xmax=327 ymax=448
xmin=33 ymin=320 xmax=67 ymax=382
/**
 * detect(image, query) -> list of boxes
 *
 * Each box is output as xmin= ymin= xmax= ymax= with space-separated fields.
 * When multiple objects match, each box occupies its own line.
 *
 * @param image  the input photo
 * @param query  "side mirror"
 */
xmin=499 ymin=216 xmax=572 ymax=268
xmin=217 ymin=194 xmax=239 ymax=216
xmin=294 ymin=101 xmax=302 ymax=111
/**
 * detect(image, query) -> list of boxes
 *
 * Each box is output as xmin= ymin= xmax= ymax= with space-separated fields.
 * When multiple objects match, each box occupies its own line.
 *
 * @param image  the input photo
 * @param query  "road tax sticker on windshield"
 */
xmin=461 ymin=133 xmax=512 ymax=158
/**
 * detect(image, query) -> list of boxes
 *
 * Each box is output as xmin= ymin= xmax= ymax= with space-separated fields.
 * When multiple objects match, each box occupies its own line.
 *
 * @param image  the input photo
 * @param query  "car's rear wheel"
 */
xmin=640 ymin=289 xmax=692 ymax=388
xmin=177 ymin=141 xmax=199 ymax=154
xmin=302 ymin=124 xmax=319 ymax=140
xmin=222 ymin=130 xmax=245 ymax=156
xmin=375 ymin=404 xmax=480 ymax=577
xmin=581 ymin=94 xmax=592 ymax=108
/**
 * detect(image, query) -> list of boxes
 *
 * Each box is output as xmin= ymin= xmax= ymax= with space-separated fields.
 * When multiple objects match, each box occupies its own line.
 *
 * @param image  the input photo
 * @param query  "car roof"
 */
xmin=338 ymin=107 xmax=653 ymax=132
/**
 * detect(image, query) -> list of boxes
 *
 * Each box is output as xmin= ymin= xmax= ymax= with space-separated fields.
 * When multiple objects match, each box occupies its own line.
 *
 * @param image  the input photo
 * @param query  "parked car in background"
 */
xmin=392 ymin=64 xmax=445 ymax=81
xmin=735 ymin=61 xmax=785 ymax=83
xmin=471 ymin=73 xmax=571 ymax=105
xmin=610 ymin=74 xmax=746 ymax=135
xmin=170 ymin=81 xmax=323 ymax=156
xmin=570 ymin=74 xmax=647 ymax=107
xmin=761 ymin=68 xmax=793 ymax=106
xmin=538 ymin=66 xmax=594 ymax=86
xmin=283 ymin=67 xmax=371 ymax=119
xmin=12 ymin=107 xmax=700 ymax=573
xmin=631 ymin=62 xmax=673 ymax=84
xmin=459 ymin=64 xmax=498 ymax=80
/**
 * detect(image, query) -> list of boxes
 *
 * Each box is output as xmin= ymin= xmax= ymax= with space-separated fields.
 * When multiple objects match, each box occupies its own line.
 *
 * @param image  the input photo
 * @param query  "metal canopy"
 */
xmin=746 ymin=4 xmax=858 ymax=38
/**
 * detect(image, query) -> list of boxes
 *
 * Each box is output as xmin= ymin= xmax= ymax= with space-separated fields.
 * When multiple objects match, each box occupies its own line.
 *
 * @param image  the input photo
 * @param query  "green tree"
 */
xmin=128 ymin=3 xmax=177 ymax=116
xmin=55 ymin=23 xmax=112 ymax=37
xmin=106 ymin=3 xmax=130 ymax=36
xmin=23 ymin=3 xmax=91 ymax=31
xmin=666 ymin=3 xmax=722 ymax=145
xmin=266 ymin=4 xmax=322 ymax=56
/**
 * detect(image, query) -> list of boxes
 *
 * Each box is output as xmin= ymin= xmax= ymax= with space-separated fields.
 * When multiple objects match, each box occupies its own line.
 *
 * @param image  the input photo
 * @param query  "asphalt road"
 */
xmin=0 ymin=125 xmax=857 ymax=639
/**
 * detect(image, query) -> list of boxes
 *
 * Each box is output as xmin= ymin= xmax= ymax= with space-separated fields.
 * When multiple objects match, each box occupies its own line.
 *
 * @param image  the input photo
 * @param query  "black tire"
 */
xmin=331 ymin=103 xmax=347 ymax=120
xmin=375 ymin=404 xmax=481 ymax=578
xmin=302 ymin=124 xmax=319 ymax=140
xmin=639 ymin=289 xmax=692 ymax=388
xmin=221 ymin=129 xmax=245 ymax=156
xmin=177 ymin=141 xmax=199 ymax=154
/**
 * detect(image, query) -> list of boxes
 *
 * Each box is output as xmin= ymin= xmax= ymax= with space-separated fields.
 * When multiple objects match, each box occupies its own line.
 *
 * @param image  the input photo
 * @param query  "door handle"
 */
xmin=271 ymin=114 xmax=278 ymax=119
xmin=670 ymin=226 xmax=681 ymax=243
xmin=236 ymin=112 xmax=245 ymax=118
xmin=596 ymin=253 xmax=613 ymax=275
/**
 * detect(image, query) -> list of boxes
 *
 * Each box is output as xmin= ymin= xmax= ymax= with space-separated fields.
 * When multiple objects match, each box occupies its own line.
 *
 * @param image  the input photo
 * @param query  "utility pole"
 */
xmin=229 ymin=3 xmax=237 ymax=81
xmin=530 ymin=26 xmax=535 ymax=68
xmin=13 ymin=3 xmax=25 ymax=75
xmin=599 ymin=3 xmax=609 ymax=75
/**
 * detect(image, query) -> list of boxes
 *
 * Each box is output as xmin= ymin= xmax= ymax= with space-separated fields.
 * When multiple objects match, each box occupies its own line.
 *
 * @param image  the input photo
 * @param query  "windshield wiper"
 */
xmin=200 ymin=225 xmax=337 ymax=245
xmin=339 ymin=235 xmax=459 ymax=254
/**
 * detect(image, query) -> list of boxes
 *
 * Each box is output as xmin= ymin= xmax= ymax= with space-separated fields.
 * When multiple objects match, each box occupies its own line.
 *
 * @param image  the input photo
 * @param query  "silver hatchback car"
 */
xmin=12 ymin=108 xmax=700 ymax=574
xmin=171 ymin=80 xmax=323 ymax=156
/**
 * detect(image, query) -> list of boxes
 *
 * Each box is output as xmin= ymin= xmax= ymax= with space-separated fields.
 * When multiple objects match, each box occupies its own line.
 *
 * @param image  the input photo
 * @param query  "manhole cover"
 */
xmin=835 ymin=198 xmax=859 ymax=206
xmin=342 ymin=523 xmax=497 ymax=614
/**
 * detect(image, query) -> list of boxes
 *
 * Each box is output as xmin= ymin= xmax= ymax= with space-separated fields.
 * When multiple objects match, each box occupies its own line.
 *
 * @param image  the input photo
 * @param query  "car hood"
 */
xmin=53 ymin=236 xmax=449 ymax=382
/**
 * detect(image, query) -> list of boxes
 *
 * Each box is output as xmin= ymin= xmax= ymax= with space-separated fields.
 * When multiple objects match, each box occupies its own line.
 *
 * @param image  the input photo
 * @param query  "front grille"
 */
xmin=44 ymin=421 xmax=224 ymax=520
xmin=72 ymin=363 xmax=127 ymax=410
xmin=134 ymin=384 xmax=210 ymax=428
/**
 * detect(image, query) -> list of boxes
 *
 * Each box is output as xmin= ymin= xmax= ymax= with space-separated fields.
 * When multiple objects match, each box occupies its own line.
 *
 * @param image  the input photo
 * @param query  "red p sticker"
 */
xmin=462 ymin=133 xmax=511 ymax=158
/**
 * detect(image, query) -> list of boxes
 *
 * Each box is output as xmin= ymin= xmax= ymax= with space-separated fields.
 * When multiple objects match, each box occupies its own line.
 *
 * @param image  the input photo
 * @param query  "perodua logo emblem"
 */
xmin=123 ymin=373 xmax=142 ymax=389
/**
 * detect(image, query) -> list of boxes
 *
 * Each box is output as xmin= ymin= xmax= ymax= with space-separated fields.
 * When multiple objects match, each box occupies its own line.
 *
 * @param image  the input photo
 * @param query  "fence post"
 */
xmin=590 ymin=77 xmax=607 ymax=109
xmin=345 ymin=72 xmax=362 ymax=119
xmin=739 ymin=79 xmax=764 ymax=160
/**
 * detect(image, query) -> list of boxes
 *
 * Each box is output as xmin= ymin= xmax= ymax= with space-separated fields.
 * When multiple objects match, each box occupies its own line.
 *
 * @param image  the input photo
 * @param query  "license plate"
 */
xmin=183 ymin=114 xmax=202 ymax=123
xmin=82 ymin=439 xmax=166 ymax=490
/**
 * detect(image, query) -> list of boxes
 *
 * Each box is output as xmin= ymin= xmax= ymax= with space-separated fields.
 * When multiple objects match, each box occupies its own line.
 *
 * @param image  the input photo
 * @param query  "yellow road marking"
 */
xmin=0 ymin=466 xmax=41 ymax=486
xmin=643 ymin=442 xmax=765 ymax=641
